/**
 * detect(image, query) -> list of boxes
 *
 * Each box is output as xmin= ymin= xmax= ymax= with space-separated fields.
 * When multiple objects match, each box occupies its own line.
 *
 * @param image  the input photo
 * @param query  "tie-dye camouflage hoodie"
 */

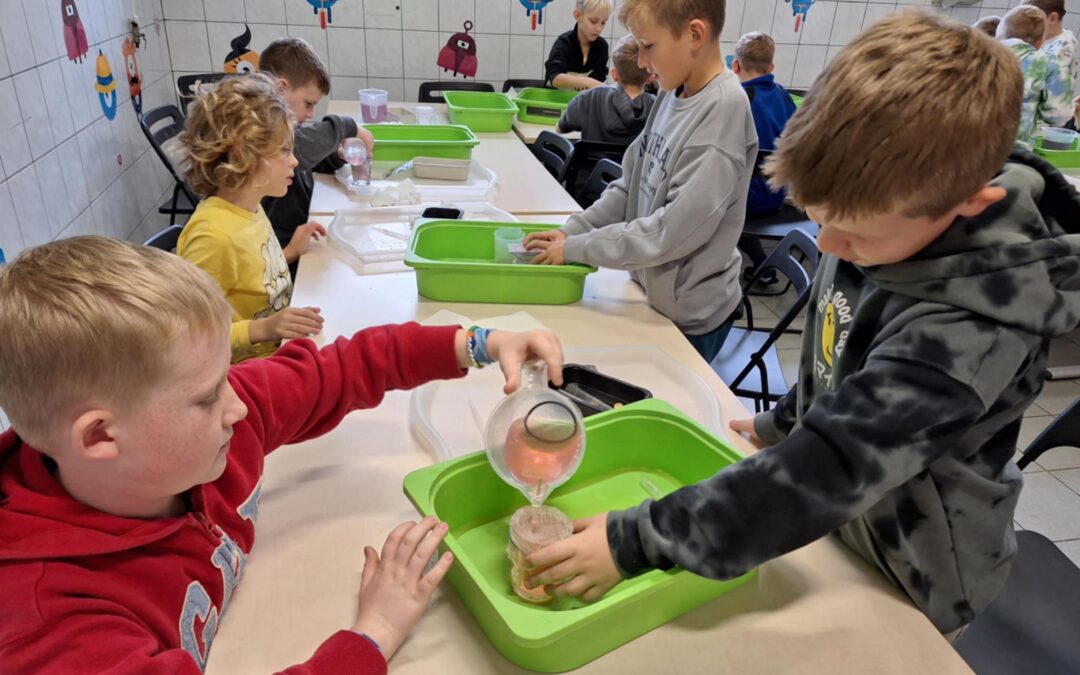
xmin=606 ymin=149 xmax=1080 ymax=633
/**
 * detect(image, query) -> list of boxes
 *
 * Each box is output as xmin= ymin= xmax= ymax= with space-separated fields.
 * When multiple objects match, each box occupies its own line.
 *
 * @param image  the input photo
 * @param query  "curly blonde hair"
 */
xmin=181 ymin=73 xmax=295 ymax=197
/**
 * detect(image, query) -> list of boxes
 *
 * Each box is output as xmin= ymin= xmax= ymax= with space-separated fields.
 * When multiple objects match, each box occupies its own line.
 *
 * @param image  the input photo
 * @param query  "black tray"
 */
xmin=549 ymin=364 xmax=652 ymax=417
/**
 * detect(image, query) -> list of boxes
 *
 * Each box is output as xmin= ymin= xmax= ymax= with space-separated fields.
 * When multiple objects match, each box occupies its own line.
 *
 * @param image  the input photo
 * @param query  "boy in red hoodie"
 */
xmin=0 ymin=236 xmax=565 ymax=674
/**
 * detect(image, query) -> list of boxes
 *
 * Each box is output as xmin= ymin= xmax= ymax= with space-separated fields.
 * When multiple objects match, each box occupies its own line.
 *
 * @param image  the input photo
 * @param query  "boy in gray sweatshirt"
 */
xmin=525 ymin=10 xmax=1080 ymax=635
xmin=527 ymin=0 xmax=757 ymax=363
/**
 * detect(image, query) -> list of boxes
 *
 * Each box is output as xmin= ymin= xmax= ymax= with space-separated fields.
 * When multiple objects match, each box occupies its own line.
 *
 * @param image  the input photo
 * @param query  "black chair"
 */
xmin=139 ymin=105 xmax=200 ymax=226
xmin=557 ymin=139 xmax=630 ymax=202
xmin=711 ymin=229 xmax=819 ymax=412
xmin=417 ymin=81 xmax=494 ymax=104
xmin=578 ymin=158 xmax=622 ymax=209
xmin=502 ymin=78 xmax=547 ymax=93
xmin=176 ymin=72 xmax=231 ymax=111
xmin=533 ymin=130 xmax=575 ymax=180
xmin=143 ymin=224 xmax=184 ymax=252
xmin=953 ymin=396 xmax=1080 ymax=675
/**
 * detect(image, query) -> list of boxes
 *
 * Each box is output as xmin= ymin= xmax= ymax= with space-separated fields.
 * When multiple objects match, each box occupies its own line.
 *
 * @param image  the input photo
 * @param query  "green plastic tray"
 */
xmin=790 ymin=93 xmax=804 ymax=107
xmin=1033 ymin=136 xmax=1080 ymax=168
xmin=514 ymin=87 xmax=578 ymax=125
xmin=403 ymin=220 xmax=596 ymax=305
xmin=403 ymin=400 xmax=755 ymax=672
xmin=444 ymin=91 xmax=519 ymax=133
xmin=362 ymin=123 xmax=480 ymax=161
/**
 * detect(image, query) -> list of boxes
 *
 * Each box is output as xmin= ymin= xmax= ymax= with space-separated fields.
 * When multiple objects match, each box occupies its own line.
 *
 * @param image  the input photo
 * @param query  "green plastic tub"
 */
xmin=444 ymin=91 xmax=519 ymax=132
xmin=403 ymin=220 xmax=596 ymax=305
xmin=403 ymin=400 xmax=755 ymax=672
xmin=362 ymin=123 xmax=480 ymax=161
xmin=790 ymin=93 xmax=804 ymax=107
xmin=1033 ymin=136 xmax=1080 ymax=168
xmin=514 ymin=87 xmax=579 ymax=125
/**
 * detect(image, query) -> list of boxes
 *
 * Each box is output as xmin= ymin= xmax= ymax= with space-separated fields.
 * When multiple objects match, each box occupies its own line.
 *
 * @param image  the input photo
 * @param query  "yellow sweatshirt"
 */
xmin=178 ymin=197 xmax=292 ymax=362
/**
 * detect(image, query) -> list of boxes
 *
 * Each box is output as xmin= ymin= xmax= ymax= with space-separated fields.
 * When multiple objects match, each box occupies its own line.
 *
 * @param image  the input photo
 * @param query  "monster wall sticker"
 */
xmin=95 ymin=51 xmax=117 ymax=120
xmin=437 ymin=21 xmax=478 ymax=78
xmin=785 ymin=0 xmax=816 ymax=32
xmin=224 ymin=25 xmax=260 ymax=74
xmin=61 ymin=0 xmax=89 ymax=63
xmin=519 ymin=0 xmax=555 ymax=31
xmin=305 ymin=0 xmax=338 ymax=29
xmin=123 ymin=38 xmax=143 ymax=115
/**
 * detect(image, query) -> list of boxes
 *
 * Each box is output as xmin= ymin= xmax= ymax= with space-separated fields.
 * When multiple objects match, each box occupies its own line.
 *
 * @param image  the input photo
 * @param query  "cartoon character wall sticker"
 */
xmin=61 ymin=0 xmax=89 ymax=63
xmin=785 ymin=0 xmax=816 ymax=32
xmin=95 ymin=50 xmax=117 ymax=120
xmin=437 ymin=21 xmax=478 ymax=78
xmin=123 ymin=38 xmax=143 ymax=115
xmin=304 ymin=0 xmax=338 ymax=30
xmin=519 ymin=0 xmax=555 ymax=31
xmin=224 ymin=25 xmax=260 ymax=74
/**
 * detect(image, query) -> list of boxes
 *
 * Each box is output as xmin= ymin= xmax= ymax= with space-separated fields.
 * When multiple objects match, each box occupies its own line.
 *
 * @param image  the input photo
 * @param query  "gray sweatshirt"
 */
xmin=606 ymin=149 xmax=1080 ymax=632
xmin=561 ymin=71 xmax=758 ymax=335
xmin=557 ymin=84 xmax=656 ymax=145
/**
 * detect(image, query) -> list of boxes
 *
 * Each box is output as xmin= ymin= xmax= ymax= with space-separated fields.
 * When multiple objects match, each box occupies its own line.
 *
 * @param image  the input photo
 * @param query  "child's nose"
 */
xmin=223 ymin=386 xmax=248 ymax=425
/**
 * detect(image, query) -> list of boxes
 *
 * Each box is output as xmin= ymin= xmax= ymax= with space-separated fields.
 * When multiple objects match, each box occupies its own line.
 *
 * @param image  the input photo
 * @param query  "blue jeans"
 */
xmin=684 ymin=315 xmax=736 ymax=364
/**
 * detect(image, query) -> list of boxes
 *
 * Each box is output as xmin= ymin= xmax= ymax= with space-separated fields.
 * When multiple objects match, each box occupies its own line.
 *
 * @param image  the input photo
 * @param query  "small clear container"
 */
xmin=507 ymin=505 xmax=573 ymax=603
xmin=493 ymin=227 xmax=525 ymax=264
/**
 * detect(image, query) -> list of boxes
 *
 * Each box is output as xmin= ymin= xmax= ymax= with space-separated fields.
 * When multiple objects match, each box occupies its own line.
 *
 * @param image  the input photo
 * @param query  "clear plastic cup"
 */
xmin=493 ymin=227 xmax=525 ymax=264
xmin=507 ymin=505 xmax=573 ymax=603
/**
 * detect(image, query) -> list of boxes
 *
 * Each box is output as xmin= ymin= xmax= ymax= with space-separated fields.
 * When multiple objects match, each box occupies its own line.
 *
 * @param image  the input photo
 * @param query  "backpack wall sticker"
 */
xmin=785 ymin=0 xmax=815 ymax=32
xmin=61 ymin=0 xmax=89 ymax=63
xmin=437 ymin=21 xmax=478 ymax=78
xmin=95 ymin=50 xmax=117 ymax=120
xmin=224 ymin=25 xmax=260 ymax=73
xmin=123 ymin=38 xmax=143 ymax=115
xmin=519 ymin=0 xmax=555 ymax=31
xmin=304 ymin=0 xmax=338 ymax=30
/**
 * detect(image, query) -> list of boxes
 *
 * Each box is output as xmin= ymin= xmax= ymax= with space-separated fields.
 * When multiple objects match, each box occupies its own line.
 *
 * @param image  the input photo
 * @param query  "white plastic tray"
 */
xmin=334 ymin=159 xmax=496 ymax=202
xmin=408 ymin=344 xmax=727 ymax=462
xmin=328 ymin=203 xmax=516 ymax=265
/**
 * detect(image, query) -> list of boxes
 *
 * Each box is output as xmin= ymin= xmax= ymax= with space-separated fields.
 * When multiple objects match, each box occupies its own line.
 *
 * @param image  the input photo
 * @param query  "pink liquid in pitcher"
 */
xmin=504 ymin=418 xmax=582 ymax=504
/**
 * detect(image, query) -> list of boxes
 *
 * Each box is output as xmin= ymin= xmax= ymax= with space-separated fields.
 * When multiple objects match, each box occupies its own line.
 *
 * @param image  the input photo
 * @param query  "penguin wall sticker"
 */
xmin=304 ymin=0 xmax=338 ymax=30
xmin=785 ymin=0 xmax=816 ymax=32
xmin=61 ymin=0 xmax=89 ymax=63
xmin=223 ymin=25 xmax=260 ymax=73
xmin=95 ymin=51 xmax=117 ymax=120
xmin=123 ymin=39 xmax=143 ymax=115
xmin=436 ymin=21 xmax=478 ymax=78
xmin=519 ymin=0 xmax=555 ymax=31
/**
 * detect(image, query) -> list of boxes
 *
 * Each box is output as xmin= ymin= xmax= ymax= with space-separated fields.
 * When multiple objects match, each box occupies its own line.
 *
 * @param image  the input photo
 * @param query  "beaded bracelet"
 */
xmin=466 ymin=326 xmax=495 ymax=368
xmin=465 ymin=326 xmax=482 ymax=369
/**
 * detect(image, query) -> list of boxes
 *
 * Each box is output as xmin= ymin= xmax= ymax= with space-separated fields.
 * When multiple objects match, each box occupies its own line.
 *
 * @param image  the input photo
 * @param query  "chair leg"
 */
xmin=168 ymin=184 xmax=181 ymax=226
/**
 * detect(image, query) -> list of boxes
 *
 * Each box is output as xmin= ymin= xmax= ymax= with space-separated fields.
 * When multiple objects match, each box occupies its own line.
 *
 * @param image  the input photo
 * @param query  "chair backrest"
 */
xmin=176 ymin=72 xmax=231 ymax=110
xmin=1017 ymin=396 xmax=1080 ymax=470
xmin=502 ymin=78 xmax=547 ymax=93
xmin=418 ymin=81 xmax=495 ymax=103
xmin=578 ymin=158 xmax=622 ymax=208
xmin=143 ymin=224 xmax=185 ymax=253
xmin=533 ymin=130 xmax=575 ymax=180
xmin=557 ymin=139 xmax=630 ymax=196
xmin=139 ymin=105 xmax=196 ymax=196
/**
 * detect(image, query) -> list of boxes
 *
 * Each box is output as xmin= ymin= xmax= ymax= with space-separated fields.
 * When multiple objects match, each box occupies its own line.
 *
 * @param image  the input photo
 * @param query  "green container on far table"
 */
xmin=443 ymin=91 xmax=519 ymax=132
xmin=790 ymin=93 xmax=804 ymax=107
xmin=1033 ymin=136 xmax=1080 ymax=169
xmin=403 ymin=399 xmax=756 ymax=672
xmin=403 ymin=220 xmax=595 ymax=305
xmin=513 ymin=87 xmax=578 ymax=125
xmin=362 ymin=123 xmax=480 ymax=162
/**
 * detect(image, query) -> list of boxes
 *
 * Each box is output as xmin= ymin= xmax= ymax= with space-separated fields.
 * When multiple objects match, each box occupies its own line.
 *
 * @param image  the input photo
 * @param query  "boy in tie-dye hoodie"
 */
xmin=526 ymin=9 xmax=1080 ymax=636
xmin=1000 ymin=5 xmax=1073 ymax=144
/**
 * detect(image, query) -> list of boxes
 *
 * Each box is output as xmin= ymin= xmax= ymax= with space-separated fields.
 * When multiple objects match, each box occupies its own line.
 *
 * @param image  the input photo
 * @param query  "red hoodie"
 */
xmin=0 ymin=323 xmax=465 ymax=674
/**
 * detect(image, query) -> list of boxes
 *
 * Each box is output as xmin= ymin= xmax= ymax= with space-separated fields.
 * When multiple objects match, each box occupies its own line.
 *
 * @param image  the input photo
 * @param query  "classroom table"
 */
xmin=202 ymin=214 xmax=972 ymax=674
xmin=312 ymin=101 xmax=581 ymax=216
xmin=511 ymin=116 xmax=580 ymax=145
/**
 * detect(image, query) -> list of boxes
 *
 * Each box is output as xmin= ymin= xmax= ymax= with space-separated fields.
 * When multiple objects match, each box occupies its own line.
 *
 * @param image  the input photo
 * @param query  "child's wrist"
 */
xmin=465 ymin=326 xmax=495 ymax=368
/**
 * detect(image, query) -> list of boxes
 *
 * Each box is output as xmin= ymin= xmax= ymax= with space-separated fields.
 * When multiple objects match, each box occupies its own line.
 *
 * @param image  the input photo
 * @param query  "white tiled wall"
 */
xmin=0 ymin=0 xmax=178 ymax=264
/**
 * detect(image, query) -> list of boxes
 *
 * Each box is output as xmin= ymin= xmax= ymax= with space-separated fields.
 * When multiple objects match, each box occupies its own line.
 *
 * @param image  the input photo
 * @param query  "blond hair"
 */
xmin=576 ymin=0 xmax=613 ymax=17
xmin=619 ymin=0 xmax=725 ymax=40
xmin=1021 ymin=0 xmax=1065 ymax=20
xmin=0 ymin=237 xmax=231 ymax=445
xmin=765 ymin=9 xmax=1022 ymax=222
xmin=973 ymin=16 xmax=1002 ymax=38
xmin=181 ymin=73 xmax=294 ymax=198
xmin=999 ymin=5 xmax=1046 ymax=44
xmin=612 ymin=34 xmax=648 ymax=87
xmin=735 ymin=32 xmax=776 ymax=75
xmin=259 ymin=37 xmax=331 ymax=94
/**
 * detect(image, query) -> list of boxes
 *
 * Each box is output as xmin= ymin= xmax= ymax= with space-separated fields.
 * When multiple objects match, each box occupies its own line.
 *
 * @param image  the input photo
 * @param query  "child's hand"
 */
xmin=729 ymin=418 xmax=762 ymax=446
xmin=485 ymin=329 xmax=565 ymax=393
xmin=523 ymin=230 xmax=566 ymax=247
xmin=524 ymin=514 xmax=621 ymax=602
xmin=357 ymin=126 xmax=375 ymax=154
xmin=527 ymin=238 xmax=567 ymax=266
xmin=283 ymin=221 xmax=328 ymax=263
xmin=352 ymin=517 xmax=454 ymax=660
xmin=250 ymin=306 xmax=324 ymax=342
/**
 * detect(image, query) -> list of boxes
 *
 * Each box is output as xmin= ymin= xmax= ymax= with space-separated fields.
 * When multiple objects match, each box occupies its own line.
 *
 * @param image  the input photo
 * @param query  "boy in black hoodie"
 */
xmin=259 ymin=38 xmax=373 ymax=262
xmin=525 ymin=9 xmax=1080 ymax=637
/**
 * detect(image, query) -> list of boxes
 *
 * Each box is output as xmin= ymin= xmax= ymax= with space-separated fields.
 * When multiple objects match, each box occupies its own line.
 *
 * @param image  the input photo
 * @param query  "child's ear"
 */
xmin=954 ymin=186 xmax=1007 ymax=219
xmin=274 ymin=77 xmax=290 ymax=93
xmin=72 ymin=409 xmax=120 ymax=461
xmin=687 ymin=18 xmax=708 ymax=47
xmin=731 ymin=59 xmax=741 ymax=74
xmin=768 ymin=63 xmax=776 ymax=74
xmin=610 ymin=66 xmax=619 ymax=82
xmin=573 ymin=8 xmax=582 ymax=22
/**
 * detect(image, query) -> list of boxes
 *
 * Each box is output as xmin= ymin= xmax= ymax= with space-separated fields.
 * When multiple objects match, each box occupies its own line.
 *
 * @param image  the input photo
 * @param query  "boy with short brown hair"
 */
xmin=1021 ymin=0 xmax=1078 ymax=95
xmin=1000 ymin=5 xmax=1073 ymax=144
xmin=0 ymin=236 xmax=566 ymax=671
xmin=526 ymin=9 xmax=1080 ymax=636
